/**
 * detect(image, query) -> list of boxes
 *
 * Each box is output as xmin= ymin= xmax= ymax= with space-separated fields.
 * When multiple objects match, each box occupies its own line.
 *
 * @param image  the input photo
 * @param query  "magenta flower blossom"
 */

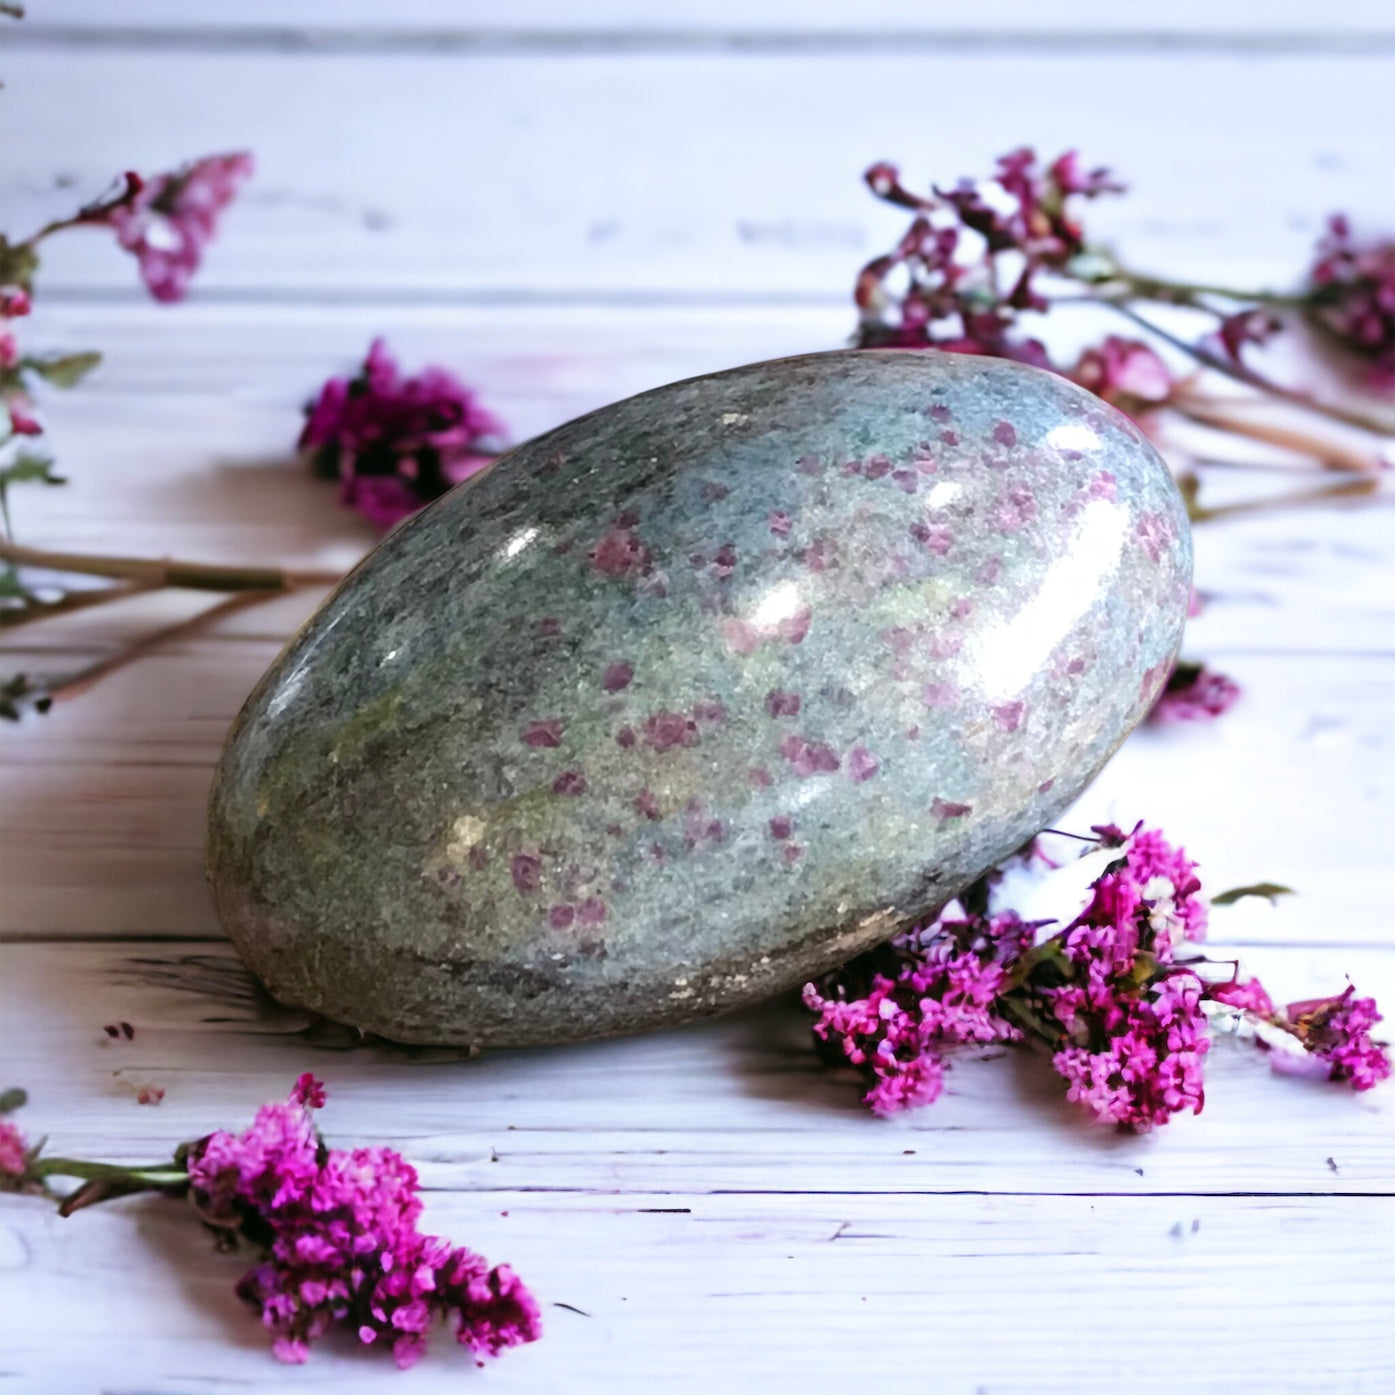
xmin=104 ymin=152 xmax=254 ymax=303
xmin=0 ymin=1119 xmax=27 ymax=1177
xmin=1052 ymin=974 xmax=1210 ymax=1129
xmin=804 ymin=911 xmax=1029 ymax=1117
xmin=1204 ymin=975 xmax=1275 ymax=1017
xmin=1307 ymin=215 xmax=1395 ymax=383
xmin=1070 ymin=337 xmax=1177 ymax=416
xmin=1204 ymin=976 xmax=1389 ymax=1090
xmin=1283 ymin=988 xmax=1391 ymax=1091
xmin=185 ymin=1078 xmax=541 ymax=1367
xmin=805 ymin=822 xmax=1386 ymax=1129
xmin=1147 ymin=662 xmax=1241 ymax=725
xmin=855 ymin=147 xmax=1122 ymax=366
xmin=1215 ymin=307 xmax=1282 ymax=364
xmin=300 ymin=338 xmax=504 ymax=530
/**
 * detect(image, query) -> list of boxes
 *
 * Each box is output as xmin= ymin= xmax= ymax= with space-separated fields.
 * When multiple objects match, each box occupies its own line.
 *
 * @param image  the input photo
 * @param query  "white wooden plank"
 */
xmin=2 ymin=940 xmax=1391 ymax=1196
xmin=1 ymin=1188 xmax=1389 ymax=1394
xmin=27 ymin=0 xmax=1395 ymax=39
xmin=3 ymin=49 xmax=1390 ymax=299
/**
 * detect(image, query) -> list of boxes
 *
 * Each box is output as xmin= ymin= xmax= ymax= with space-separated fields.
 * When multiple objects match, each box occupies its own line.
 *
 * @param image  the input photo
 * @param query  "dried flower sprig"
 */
xmin=854 ymin=147 xmax=1394 ymax=518
xmin=0 ymin=152 xmax=352 ymax=715
xmin=0 ymin=1076 xmax=541 ymax=1369
xmin=805 ymin=824 xmax=1389 ymax=1128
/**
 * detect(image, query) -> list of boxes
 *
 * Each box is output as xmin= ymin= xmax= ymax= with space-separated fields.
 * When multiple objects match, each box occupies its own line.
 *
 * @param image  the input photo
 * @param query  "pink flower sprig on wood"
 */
xmin=0 ymin=1078 xmax=542 ymax=1369
xmin=804 ymin=825 xmax=1389 ymax=1129
xmin=852 ymin=145 xmax=1395 ymax=480
xmin=299 ymin=338 xmax=505 ymax=530
xmin=1146 ymin=662 xmax=1241 ymax=725
xmin=856 ymin=146 xmax=1124 ymax=365
xmin=1205 ymin=979 xmax=1391 ymax=1091
xmin=94 ymin=153 xmax=253 ymax=303
xmin=804 ymin=912 xmax=1031 ymax=1116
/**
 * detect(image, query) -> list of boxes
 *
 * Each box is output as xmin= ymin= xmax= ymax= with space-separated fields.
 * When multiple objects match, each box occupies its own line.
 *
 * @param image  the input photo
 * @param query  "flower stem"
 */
xmin=1172 ymin=402 xmax=1386 ymax=474
xmin=1190 ymin=475 xmax=1379 ymax=524
xmin=45 ymin=589 xmax=282 ymax=705
xmin=31 ymin=1157 xmax=187 ymax=1186
xmin=1107 ymin=269 xmax=1307 ymax=310
xmin=0 ymin=539 xmax=343 ymax=593
xmin=0 ymin=581 xmax=157 ymax=631
xmin=1098 ymin=300 xmax=1395 ymax=437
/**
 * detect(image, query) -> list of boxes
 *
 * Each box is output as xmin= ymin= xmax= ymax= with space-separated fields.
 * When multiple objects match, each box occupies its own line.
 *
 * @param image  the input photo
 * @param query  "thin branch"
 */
xmin=1106 ymin=270 xmax=1307 ymax=310
xmin=0 ymin=539 xmax=343 ymax=592
xmin=47 ymin=589 xmax=282 ymax=705
xmin=1098 ymin=300 xmax=1395 ymax=437
xmin=1171 ymin=403 xmax=1387 ymax=475
xmin=0 ymin=580 xmax=157 ymax=630
xmin=1190 ymin=476 xmax=1380 ymax=525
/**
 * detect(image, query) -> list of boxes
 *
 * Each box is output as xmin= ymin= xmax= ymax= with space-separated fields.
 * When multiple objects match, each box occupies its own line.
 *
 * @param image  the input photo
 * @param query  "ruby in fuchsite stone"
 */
xmin=207 ymin=351 xmax=1192 ymax=1047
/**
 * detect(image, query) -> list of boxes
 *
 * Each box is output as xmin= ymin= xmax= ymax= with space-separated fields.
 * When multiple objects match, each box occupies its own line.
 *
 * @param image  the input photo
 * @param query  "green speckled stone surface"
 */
xmin=208 ymin=351 xmax=1191 ymax=1047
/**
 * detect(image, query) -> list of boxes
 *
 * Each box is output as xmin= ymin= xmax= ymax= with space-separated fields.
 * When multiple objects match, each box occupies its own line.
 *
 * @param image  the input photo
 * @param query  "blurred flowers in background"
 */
xmin=855 ymin=144 xmax=1395 ymax=405
xmin=3 ymin=138 xmax=1391 ymax=741
xmin=1307 ymin=215 xmax=1395 ymax=384
xmin=299 ymin=338 xmax=505 ymax=531
xmin=106 ymin=152 xmax=255 ymax=303
xmin=0 ymin=152 xmax=342 ymax=718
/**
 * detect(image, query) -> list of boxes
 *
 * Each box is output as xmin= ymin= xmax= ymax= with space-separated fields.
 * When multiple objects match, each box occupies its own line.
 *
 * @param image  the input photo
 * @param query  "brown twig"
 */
xmin=47 ymin=589 xmax=282 ymax=705
xmin=1189 ymin=475 xmax=1381 ymax=525
xmin=1171 ymin=402 xmax=1388 ymax=475
xmin=0 ymin=580 xmax=158 ymax=630
xmin=0 ymin=539 xmax=343 ymax=592
xmin=1098 ymin=299 xmax=1395 ymax=438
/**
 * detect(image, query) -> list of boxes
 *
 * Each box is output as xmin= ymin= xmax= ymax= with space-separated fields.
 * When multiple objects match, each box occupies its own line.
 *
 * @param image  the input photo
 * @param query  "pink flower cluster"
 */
xmin=856 ymin=147 xmax=1122 ymax=372
xmin=1069 ymin=336 xmax=1177 ymax=417
xmin=0 ymin=284 xmax=39 ymax=437
xmin=0 ymin=1118 xmax=27 ymax=1177
xmin=299 ymin=338 xmax=504 ymax=530
xmin=1275 ymin=987 xmax=1391 ymax=1090
xmin=1308 ymin=215 xmax=1395 ymax=383
xmin=805 ymin=824 xmax=1389 ymax=1130
xmin=1035 ymin=825 xmax=1212 ymax=1128
xmin=1147 ymin=662 xmax=1242 ymax=725
xmin=185 ymin=1074 xmax=540 ymax=1368
xmin=1053 ymin=975 xmax=1209 ymax=1129
xmin=804 ymin=912 xmax=1030 ymax=1116
xmin=102 ymin=153 xmax=254 ymax=303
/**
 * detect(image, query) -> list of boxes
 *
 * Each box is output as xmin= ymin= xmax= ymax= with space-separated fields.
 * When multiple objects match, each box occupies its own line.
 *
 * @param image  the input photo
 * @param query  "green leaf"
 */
xmin=0 ymin=235 xmax=38 ymax=292
xmin=1212 ymin=882 xmax=1296 ymax=907
xmin=0 ymin=1087 xmax=26 ymax=1114
xmin=24 ymin=351 xmax=101 ymax=389
xmin=0 ymin=451 xmax=66 ymax=490
xmin=0 ymin=563 xmax=29 ymax=598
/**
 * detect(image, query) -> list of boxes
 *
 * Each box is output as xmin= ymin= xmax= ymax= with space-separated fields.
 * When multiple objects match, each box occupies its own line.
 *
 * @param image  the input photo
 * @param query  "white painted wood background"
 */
xmin=1 ymin=4 xmax=1393 ymax=1392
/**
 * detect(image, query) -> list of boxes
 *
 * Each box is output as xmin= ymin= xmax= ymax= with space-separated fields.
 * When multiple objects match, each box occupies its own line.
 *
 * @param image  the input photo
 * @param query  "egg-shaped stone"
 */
xmin=208 ymin=351 xmax=1191 ymax=1047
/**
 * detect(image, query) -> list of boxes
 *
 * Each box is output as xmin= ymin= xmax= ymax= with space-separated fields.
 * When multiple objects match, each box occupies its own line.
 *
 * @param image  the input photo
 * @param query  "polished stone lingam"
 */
xmin=208 ymin=351 xmax=1191 ymax=1047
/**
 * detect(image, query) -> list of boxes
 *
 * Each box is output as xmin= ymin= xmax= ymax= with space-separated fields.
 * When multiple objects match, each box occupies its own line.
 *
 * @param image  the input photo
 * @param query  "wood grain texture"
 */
xmin=0 ymin=4 xmax=1392 ymax=1389
xmin=4 ymin=1190 xmax=1391 ymax=1394
xmin=25 ymin=0 xmax=1395 ymax=39
xmin=4 ymin=48 xmax=1392 ymax=300
xmin=4 ymin=940 xmax=1393 ymax=1195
